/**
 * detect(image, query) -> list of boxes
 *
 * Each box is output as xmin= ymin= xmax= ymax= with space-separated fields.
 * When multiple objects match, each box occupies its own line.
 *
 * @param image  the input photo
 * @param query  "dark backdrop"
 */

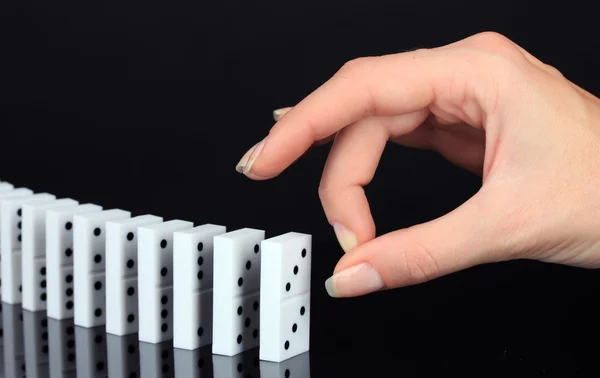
xmin=1 ymin=1 xmax=600 ymax=376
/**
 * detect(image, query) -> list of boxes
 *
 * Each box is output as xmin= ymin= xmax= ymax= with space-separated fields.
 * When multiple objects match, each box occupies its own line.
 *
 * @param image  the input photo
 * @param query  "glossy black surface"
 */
xmin=1 ymin=304 xmax=310 ymax=378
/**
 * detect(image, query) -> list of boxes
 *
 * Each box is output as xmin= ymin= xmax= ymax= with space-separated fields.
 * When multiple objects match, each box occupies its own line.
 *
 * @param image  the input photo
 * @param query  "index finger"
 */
xmin=241 ymin=47 xmax=494 ymax=179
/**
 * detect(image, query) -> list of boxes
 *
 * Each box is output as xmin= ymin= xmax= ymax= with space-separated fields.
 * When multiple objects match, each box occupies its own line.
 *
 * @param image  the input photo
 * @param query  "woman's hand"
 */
xmin=235 ymin=32 xmax=600 ymax=298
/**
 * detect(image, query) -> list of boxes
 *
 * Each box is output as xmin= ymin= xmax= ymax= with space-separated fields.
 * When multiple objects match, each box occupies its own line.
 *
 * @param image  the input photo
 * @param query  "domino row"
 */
xmin=0 ymin=181 xmax=311 ymax=362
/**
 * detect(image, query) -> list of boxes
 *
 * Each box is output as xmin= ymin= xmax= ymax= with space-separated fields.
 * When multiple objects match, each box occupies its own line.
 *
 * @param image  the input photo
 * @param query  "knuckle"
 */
xmin=338 ymin=56 xmax=375 ymax=76
xmin=470 ymin=31 xmax=515 ymax=50
xmin=395 ymin=240 xmax=441 ymax=285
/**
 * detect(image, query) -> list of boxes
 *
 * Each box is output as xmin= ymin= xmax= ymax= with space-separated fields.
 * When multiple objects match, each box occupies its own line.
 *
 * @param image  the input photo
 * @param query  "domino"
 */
xmin=1 ymin=192 xmax=56 ymax=303
xmin=2 ymin=303 xmax=26 ymax=378
xmin=74 ymin=326 xmax=108 ymax=376
xmin=105 ymin=214 xmax=163 ymax=336
xmin=22 ymin=310 xmax=50 ymax=378
xmin=212 ymin=228 xmax=265 ymax=356
xmin=260 ymin=352 xmax=310 ymax=378
xmin=213 ymin=348 xmax=260 ymax=378
xmin=73 ymin=209 xmax=131 ymax=328
xmin=47 ymin=318 xmax=77 ymax=378
xmin=107 ymin=333 xmax=140 ymax=378
xmin=46 ymin=204 xmax=103 ymax=320
xmin=174 ymin=345 xmax=212 ymax=377
xmin=21 ymin=198 xmax=79 ymax=312
xmin=138 ymin=341 xmax=174 ymax=378
xmin=0 ymin=182 xmax=15 ymax=193
xmin=259 ymin=232 xmax=311 ymax=362
xmin=173 ymin=223 xmax=226 ymax=350
xmin=137 ymin=220 xmax=193 ymax=344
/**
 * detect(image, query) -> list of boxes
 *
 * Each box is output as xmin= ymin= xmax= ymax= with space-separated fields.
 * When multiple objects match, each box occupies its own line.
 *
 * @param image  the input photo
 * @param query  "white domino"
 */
xmin=0 ymin=182 xmax=15 ymax=193
xmin=21 ymin=198 xmax=79 ymax=312
xmin=46 ymin=204 xmax=102 ymax=320
xmin=212 ymin=228 xmax=265 ymax=356
xmin=173 ymin=224 xmax=226 ymax=350
xmin=138 ymin=220 xmax=193 ymax=344
xmin=0 ymin=187 xmax=33 ymax=300
xmin=259 ymin=232 xmax=311 ymax=362
xmin=1 ymin=192 xmax=56 ymax=304
xmin=105 ymin=215 xmax=163 ymax=336
xmin=73 ymin=209 xmax=131 ymax=327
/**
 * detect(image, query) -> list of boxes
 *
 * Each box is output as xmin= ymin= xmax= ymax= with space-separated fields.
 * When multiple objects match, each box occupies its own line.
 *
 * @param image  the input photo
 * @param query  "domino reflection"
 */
xmin=139 ymin=340 xmax=175 ymax=378
xmin=173 ymin=345 xmax=213 ymax=377
xmin=213 ymin=347 xmax=260 ymax=378
xmin=260 ymin=352 xmax=310 ymax=378
xmin=47 ymin=318 xmax=77 ymax=378
xmin=106 ymin=333 xmax=139 ymax=378
xmin=74 ymin=325 xmax=108 ymax=377
xmin=23 ymin=311 xmax=50 ymax=377
xmin=2 ymin=304 xmax=26 ymax=378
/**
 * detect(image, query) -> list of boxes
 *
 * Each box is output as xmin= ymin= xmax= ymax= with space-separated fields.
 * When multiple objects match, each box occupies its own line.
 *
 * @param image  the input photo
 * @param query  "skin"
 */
xmin=235 ymin=32 xmax=600 ymax=298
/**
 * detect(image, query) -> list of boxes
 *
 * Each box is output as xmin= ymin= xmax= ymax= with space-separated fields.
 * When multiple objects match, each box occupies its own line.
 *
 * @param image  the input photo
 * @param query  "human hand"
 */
xmin=235 ymin=32 xmax=600 ymax=298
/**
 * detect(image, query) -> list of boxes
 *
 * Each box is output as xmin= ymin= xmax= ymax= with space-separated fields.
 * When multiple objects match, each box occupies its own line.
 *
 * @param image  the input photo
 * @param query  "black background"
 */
xmin=2 ymin=0 xmax=600 ymax=376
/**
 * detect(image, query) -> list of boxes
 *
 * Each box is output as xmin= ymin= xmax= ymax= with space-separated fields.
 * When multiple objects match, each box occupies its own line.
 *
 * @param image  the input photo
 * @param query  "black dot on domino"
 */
xmin=237 ymin=363 xmax=243 ymax=372
xmin=127 ymin=287 xmax=134 ymax=296
xmin=128 ymin=345 xmax=136 ymax=353
xmin=293 ymin=266 xmax=298 ymax=275
xmin=237 ymin=306 xmax=243 ymax=315
xmin=253 ymin=329 xmax=258 ymax=339
xmin=245 ymin=318 xmax=250 ymax=327
xmin=40 ymin=293 xmax=46 ymax=301
xmin=162 ymin=364 xmax=169 ymax=373
xmin=67 ymin=340 xmax=75 ymax=348
xmin=66 ymin=288 xmax=73 ymax=296
xmin=300 ymin=306 xmax=305 ymax=316
xmin=197 ymin=242 xmax=203 ymax=251
xmin=65 ymin=248 xmax=73 ymax=257
xmin=94 ymin=228 xmax=101 ymax=236
xmin=286 ymin=283 xmax=291 ymax=291
xmin=197 ymin=327 xmax=203 ymax=336
xmin=65 ymin=222 xmax=72 ymax=230
xmin=161 ymin=323 xmax=168 ymax=332
xmin=237 ymin=335 xmax=242 ymax=344
xmin=161 ymin=309 xmax=168 ymax=318
xmin=238 ymin=277 xmax=243 ymax=287
xmin=17 ymin=234 xmax=21 ymax=242
xmin=254 ymin=244 xmax=259 ymax=253
xmin=127 ymin=259 xmax=134 ymax=269
xmin=94 ymin=308 xmax=102 ymax=317
xmin=160 ymin=239 xmax=167 ymax=248
xmin=292 ymin=324 xmax=297 ymax=332
xmin=197 ymin=256 xmax=203 ymax=266
xmin=246 ymin=261 xmax=251 ymax=270
xmin=94 ymin=255 xmax=101 ymax=263
xmin=17 ymin=209 xmax=21 ymax=216
xmin=94 ymin=335 xmax=103 ymax=343
xmin=301 ymin=248 xmax=307 ymax=258
xmin=94 ymin=281 xmax=102 ymax=290
xmin=127 ymin=232 xmax=134 ymax=241
xmin=198 ymin=359 xmax=204 ymax=368
xmin=66 ymin=326 xmax=74 ymax=335
xmin=285 ymin=369 xmax=291 ymax=378
xmin=161 ymin=350 xmax=168 ymax=359
xmin=161 ymin=295 xmax=168 ymax=305
xmin=18 ymin=285 xmax=21 ymax=292
xmin=160 ymin=267 xmax=167 ymax=277
xmin=40 ymin=280 xmax=46 ymax=288
xmin=253 ymin=301 xmax=258 ymax=311
xmin=284 ymin=341 xmax=290 ymax=350
xmin=42 ymin=345 xmax=48 ymax=353
xmin=96 ymin=362 xmax=104 ymax=370
xmin=127 ymin=314 xmax=135 ymax=323
xmin=197 ymin=271 xmax=203 ymax=280
xmin=66 ymin=274 xmax=73 ymax=283
xmin=40 ymin=267 xmax=46 ymax=275
xmin=17 ymin=221 xmax=21 ymax=229
xmin=66 ymin=301 xmax=73 ymax=310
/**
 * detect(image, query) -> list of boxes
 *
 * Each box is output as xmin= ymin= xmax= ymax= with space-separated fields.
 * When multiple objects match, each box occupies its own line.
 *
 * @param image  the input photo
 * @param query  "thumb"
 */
xmin=325 ymin=193 xmax=510 ymax=297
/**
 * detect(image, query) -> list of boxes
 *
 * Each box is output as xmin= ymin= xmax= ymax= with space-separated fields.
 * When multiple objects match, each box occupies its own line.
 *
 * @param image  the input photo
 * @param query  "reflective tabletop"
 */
xmin=1 ymin=304 xmax=309 ymax=378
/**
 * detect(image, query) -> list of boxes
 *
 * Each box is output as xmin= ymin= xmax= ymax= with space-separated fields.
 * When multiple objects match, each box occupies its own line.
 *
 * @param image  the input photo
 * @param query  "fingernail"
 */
xmin=235 ymin=142 xmax=259 ymax=173
xmin=325 ymin=263 xmax=385 ymax=298
xmin=273 ymin=107 xmax=291 ymax=121
xmin=333 ymin=223 xmax=358 ymax=253
xmin=242 ymin=138 xmax=266 ymax=174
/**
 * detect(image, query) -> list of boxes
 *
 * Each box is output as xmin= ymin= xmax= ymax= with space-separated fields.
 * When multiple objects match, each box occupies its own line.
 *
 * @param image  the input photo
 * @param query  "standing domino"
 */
xmin=1 ymin=193 xmax=56 ymax=304
xmin=138 ymin=220 xmax=193 ymax=344
xmin=73 ymin=209 xmax=131 ymax=328
xmin=173 ymin=224 xmax=226 ymax=350
xmin=259 ymin=232 xmax=311 ymax=362
xmin=212 ymin=228 xmax=265 ymax=356
xmin=0 ymin=187 xmax=33 ymax=299
xmin=105 ymin=215 xmax=163 ymax=336
xmin=0 ymin=182 xmax=15 ymax=193
xmin=21 ymin=198 xmax=79 ymax=312
xmin=46 ymin=204 xmax=102 ymax=320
